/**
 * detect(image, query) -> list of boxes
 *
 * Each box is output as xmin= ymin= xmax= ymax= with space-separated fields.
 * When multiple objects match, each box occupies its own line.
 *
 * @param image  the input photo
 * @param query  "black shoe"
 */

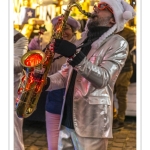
xmin=113 ymin=120 xmax=124 ymax=130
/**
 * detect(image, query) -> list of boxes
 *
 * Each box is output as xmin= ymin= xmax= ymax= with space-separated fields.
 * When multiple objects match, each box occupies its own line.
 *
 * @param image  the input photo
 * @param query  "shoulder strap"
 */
xmin=14 ymin=32 xmax=24 ymax=43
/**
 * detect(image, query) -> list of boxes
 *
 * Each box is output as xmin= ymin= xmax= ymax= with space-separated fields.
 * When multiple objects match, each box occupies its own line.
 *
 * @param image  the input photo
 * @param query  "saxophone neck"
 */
xmin=52 ymin=0 xmax=94 ymax=39
xmin=65 ymin=1 xmax=93 ymax=18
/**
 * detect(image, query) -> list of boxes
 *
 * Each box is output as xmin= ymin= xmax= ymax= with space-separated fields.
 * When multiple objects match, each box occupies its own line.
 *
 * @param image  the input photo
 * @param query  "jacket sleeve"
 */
xmin=14 ymin=30 xmax=28 ymax=74
xmin=46 ymin=62 xmax=70 ymax=91
xmin=74 ymin=36 xmax=128 ymax=88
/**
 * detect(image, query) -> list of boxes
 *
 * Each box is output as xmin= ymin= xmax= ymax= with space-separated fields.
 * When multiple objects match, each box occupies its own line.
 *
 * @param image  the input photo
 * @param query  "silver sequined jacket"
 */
xmin=47 ymin=24 xmax=128 ymax=138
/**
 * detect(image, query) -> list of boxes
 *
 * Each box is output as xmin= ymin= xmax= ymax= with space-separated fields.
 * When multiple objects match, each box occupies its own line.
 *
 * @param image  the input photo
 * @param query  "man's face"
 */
xmin=87 ymin=3 xmax=115 ymax=29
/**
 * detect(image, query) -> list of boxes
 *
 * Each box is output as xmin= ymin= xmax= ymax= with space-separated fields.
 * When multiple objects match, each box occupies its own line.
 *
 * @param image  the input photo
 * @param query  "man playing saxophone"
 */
xmin=44 ymin=0 xmax=136 ymax=149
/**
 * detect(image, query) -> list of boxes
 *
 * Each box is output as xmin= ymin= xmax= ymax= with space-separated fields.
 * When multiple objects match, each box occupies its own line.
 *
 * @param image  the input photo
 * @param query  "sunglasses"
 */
xmin=93 ymin=2 xmax=113 ymax=14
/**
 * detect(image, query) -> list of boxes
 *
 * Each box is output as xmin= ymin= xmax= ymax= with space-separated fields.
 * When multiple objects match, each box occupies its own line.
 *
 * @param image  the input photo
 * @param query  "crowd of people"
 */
xmin=14 ymin=0 xmax=136 ymax=150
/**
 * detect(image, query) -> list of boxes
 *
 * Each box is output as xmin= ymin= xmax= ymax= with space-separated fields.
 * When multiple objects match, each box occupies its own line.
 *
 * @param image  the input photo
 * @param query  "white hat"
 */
xmin=51 ymin=16 xmax=81 ymax=31
xmin=99 ymin=0 xmax=136 ymax=32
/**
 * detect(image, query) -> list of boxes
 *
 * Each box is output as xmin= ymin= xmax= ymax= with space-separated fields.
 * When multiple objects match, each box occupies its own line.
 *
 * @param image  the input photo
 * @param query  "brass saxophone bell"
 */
xmin=21 ymin=50 xmax=46 ymax=68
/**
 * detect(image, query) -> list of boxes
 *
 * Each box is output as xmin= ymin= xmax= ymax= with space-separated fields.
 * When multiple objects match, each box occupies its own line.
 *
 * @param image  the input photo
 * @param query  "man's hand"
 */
xmin=42 ymin=77 xmax=50 ymax=91
xmin=52 ymin=39 xmax=76 ymax=57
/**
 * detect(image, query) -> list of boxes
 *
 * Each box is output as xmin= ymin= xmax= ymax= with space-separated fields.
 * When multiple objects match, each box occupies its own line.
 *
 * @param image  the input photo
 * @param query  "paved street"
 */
xmin=23 ymin=116 xmax=136 ymax=150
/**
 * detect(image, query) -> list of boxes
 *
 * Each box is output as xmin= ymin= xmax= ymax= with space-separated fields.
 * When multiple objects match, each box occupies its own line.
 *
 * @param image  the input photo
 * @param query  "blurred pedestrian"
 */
xmin=14 ymin=28 xmax=28 ymax=150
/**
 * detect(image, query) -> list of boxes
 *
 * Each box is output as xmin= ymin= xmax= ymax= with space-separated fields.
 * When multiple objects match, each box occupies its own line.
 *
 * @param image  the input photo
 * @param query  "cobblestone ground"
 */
xmin=23 ymin=117 xmax=136 ymax=150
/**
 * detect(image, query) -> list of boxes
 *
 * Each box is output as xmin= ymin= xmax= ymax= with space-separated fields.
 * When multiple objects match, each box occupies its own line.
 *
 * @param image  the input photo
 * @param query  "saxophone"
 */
xmin=16 ymin=0 xmax=93 ymax=118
